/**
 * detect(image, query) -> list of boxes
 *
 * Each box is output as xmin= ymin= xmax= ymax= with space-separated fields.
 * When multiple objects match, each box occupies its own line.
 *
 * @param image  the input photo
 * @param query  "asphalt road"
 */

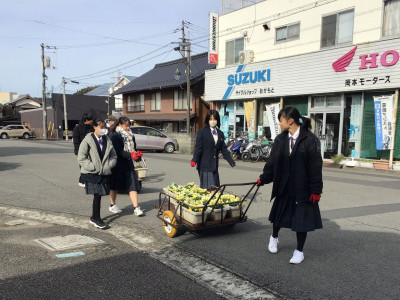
xmin=1 ymin=139 xmax=400 ymax=299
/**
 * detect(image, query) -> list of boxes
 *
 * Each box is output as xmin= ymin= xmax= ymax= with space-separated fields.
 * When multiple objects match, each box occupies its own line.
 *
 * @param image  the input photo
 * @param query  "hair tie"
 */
xmin=299 ymin=118 xmax=303 ymax=124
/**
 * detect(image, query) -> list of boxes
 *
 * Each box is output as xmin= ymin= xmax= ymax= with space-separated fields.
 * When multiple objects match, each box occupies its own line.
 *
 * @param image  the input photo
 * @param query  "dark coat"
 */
xmin=73 ymin=121 xmax=93 ymax=155
xmin=110 ymin=131 xmax=137 ymax=172
xmin=192 ymin=127 xmax=235 ymax=172
xmin=259 ymin=128 xmax=323 ymax=232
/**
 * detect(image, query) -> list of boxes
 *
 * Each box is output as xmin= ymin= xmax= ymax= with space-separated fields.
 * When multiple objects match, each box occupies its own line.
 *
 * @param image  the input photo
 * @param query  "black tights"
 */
xmin=92 ymin=194 xmax=102 ymax=220
xmin=272 ymin=225 xmax=308 ymax=252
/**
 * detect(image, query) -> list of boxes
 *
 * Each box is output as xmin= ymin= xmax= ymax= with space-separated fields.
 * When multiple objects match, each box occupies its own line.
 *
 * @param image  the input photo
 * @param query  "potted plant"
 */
xmin=373 ymin=159 xmax=390 ymax=169
xmin=359 ymin=158 xmax=374 ymax=168
xmin=331 ymin=154 xmax=346 ymax=167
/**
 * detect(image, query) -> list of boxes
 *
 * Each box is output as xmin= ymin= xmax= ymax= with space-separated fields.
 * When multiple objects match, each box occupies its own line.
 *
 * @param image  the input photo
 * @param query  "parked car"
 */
xmin=130 ymin=126 xmax=178 ymax=153
xmin=0 ymin=124 xmax=31 ymax=139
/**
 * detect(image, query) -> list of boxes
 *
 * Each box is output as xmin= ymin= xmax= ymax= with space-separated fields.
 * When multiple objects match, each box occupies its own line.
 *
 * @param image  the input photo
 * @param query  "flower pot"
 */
xmin=373 ymin=161 xmax=390 ymax=169
xmin=345 ymin=160 xmax=358 ymax=167
xmin=393 ymin=164 xmax=400 ymax=171
xmin=359 ymin=161 xmax=373 ymax=168
xmin=225 ymin=205 xmax=241 ymax=218
xmin=135 ymin=168 xmax=147 ymax=179
xmin=180 ymin=206 xmax=209 ymax=224
xmin=207 ymin=207 xmax=227 ymax=221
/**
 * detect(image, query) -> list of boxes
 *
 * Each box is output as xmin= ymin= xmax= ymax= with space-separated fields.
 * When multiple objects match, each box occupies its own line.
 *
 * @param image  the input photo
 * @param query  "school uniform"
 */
xmin=192 ymin=126 xmax=235 ymax=189
xmin=259 ymin=128 xmax=323 ymax=232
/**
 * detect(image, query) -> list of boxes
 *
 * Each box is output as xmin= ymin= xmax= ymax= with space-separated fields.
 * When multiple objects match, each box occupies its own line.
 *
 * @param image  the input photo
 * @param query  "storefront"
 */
xmin=205 ymin=38 xmax=400 ymax=160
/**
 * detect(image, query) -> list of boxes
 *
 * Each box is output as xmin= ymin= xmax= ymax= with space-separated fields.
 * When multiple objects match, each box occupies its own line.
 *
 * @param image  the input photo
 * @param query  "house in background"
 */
xmin=109 ymin=75 xmax=137 ymax=114
xmin=113 ymin=52 xmax=214 ymax=134
xmin=0 ymin=94 xmax=41 ymax=126
xmin=84 ymin=83 xmax=112 ymax=96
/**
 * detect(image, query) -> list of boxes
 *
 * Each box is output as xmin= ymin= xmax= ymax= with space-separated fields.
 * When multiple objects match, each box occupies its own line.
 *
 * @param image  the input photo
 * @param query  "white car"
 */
xmin=130 ymin=126 xmax=179 ymax=153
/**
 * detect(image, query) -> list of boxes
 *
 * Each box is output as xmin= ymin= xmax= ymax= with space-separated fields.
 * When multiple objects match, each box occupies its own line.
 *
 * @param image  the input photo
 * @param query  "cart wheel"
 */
xmin=162 ymin=210 xmax=179 ymax=238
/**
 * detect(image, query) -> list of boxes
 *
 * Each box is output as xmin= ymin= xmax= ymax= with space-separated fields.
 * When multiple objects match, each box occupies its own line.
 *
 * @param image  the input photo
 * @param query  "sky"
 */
xmin=0 ymin=0 xmax=221 ymax=97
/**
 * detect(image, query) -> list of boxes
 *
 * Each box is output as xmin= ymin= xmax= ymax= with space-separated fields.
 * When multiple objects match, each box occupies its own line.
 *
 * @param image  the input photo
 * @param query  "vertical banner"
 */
xmin=244 ymin=101 xmax=255 ymax=139
xmin=349 ymin=97 xmax=362 ymax=142
xmin=373 ymin=95 xmax=394 ymax=150
xmin=208 ymin=12 xmax=218 ymax=64
xmin=265 ymin=103 xmax=281 ymax=140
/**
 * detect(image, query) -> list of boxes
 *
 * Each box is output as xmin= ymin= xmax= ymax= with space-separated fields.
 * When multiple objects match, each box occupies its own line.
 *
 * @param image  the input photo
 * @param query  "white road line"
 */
xmin=0 ymin=205 xmax=278 ymax=299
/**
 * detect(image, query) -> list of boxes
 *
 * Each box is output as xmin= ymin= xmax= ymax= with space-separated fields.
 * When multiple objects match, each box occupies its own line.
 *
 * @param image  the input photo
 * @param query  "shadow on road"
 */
xmin=0 ymin=162 xmax=22 ymax=171
xmin=0 ymin=147 xmax=72 ymax=157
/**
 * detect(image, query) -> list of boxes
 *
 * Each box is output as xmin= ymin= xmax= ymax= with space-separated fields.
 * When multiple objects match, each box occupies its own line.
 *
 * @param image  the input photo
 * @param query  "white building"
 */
xmin=205 ymin=0 xmax=400 ymax=161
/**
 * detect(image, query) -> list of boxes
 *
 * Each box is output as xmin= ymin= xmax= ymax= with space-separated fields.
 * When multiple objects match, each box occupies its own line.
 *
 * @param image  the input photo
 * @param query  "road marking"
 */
xmin=56 ymin=251 xmax=85 ymax=258
xmin=34 ymin=234 xmax=104 ymax=251
xmin=0 ymin=205 xmax=279 ymax=299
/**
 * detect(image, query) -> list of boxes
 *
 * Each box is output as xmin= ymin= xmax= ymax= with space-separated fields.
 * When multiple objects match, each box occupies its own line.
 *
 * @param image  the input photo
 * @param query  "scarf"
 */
xmin=116 ymin=126 xmax=135 ymax=152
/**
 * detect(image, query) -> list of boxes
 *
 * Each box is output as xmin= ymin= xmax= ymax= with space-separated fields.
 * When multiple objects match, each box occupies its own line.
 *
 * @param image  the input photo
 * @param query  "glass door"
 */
xmin=310 ymin=112 xmax=341 ymax=159
xmin=234 ymin=114 xmax=246 ymax=137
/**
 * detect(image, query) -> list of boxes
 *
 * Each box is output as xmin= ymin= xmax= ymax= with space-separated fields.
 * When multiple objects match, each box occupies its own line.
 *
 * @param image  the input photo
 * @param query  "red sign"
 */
xmin=209 ymin=53 xmax=218 ymax=64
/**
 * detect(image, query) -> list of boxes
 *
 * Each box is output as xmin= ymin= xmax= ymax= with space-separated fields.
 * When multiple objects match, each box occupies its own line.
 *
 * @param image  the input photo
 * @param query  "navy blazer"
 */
xmin=110 ymin=131 xmax=137 ymax=172
xmin=192 ymin=127 xmax=235 ymax=172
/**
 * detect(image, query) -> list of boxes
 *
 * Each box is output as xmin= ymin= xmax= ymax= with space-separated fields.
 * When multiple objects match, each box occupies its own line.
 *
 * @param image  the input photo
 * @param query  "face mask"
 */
xmin=98 ymin=129 xmax=108 ymax=136
xmin=209 ymin=120 xmax=217 ymax=128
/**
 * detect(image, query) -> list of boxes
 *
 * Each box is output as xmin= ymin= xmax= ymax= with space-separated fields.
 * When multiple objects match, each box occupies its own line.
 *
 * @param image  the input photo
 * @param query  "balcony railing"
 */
xmin=127 ymin=105 xmax=145 ymax=112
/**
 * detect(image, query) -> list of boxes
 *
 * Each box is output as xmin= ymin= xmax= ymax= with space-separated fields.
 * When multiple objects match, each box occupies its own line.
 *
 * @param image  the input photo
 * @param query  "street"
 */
xmin=1 ymin=139 xmax=400 ymax=299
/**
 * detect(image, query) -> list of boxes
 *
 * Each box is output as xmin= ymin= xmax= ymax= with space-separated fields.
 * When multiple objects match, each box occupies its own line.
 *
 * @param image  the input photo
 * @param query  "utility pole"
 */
xmin=186 ymin=42 xmax=191 ymax=134
xmin=181 ymin=20 xmax=186 ymax=58
xmin=62 ymin=77 xmax=68 ymax=141
xmin=41 ymin=43 xmax=47 ymax=139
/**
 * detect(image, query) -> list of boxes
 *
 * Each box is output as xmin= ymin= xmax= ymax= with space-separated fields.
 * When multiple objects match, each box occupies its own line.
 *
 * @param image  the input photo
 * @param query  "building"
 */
xmin=109 ymin=75 xmax=137 ymax=113
xmin=114 ymin=52 xmax=214 ymax=134
xmin=0 ymin=92 xmax=18 ymax=105
xmin=205 ymin=0 xmax=400 ymax=161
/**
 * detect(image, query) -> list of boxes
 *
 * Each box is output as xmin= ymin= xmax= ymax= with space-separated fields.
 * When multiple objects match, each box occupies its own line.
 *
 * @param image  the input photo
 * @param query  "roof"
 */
xmin=8 ymin=94 xmax=41 ymax=105
xmin=85 ymin=83 xmax=112 ymax=96
xmin=124 ymin=76 xmax=137 ymax=81
xmin=113 ymin=52 xmax=215 ymax=95
xmin=125 ymin=113 xmax=196 ymax=121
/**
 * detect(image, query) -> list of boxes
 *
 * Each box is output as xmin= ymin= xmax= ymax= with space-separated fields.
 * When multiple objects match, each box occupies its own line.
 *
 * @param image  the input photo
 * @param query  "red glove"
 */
xmin=136 ymin=150 xmax=143 ymax=157
xmin=190 ymin=161 xmax=196 ymax=167
xmin=310 ymin=194 xmax=321 ymax=204
xmin=231 ymin=163 xmax=235 ymax=167
xmin=131 ymin=152 xmax=139 ymax=161
xmin=256 ymin=179 xmax=263 ymax=186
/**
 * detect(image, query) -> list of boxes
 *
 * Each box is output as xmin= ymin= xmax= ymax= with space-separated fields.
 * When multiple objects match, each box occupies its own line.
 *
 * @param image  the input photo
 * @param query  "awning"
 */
xmin=125 ymin=113 xmax=196 ymax=122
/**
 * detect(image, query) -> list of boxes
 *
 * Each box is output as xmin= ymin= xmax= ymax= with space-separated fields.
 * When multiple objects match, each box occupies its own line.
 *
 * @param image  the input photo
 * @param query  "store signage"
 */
xmin=373 ymin=95 xmax=394 ymax=150
xmin=208 ymin=13 xmax=218 ymax=64
xmin=223 ymin=64 xmax=271 ymax=99
xmin=333 ymin=46 xmax=400 ymax=72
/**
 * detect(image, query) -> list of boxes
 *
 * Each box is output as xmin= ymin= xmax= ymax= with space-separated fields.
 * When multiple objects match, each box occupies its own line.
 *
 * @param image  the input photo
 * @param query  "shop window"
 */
xmin=225 ymin=38 xmax=244 ymax=65
xmin=174 ymin=90 xmax=192 ymax=110
xmin=127 ymin=94 xmax=144 ymax=112
xmin=311 ymin=95 xmax=341 ymax=108
xmin=383 ymin=0 xmax=400 ymax=37
xmin=276 ymin=22 xmax=300 ymax=42
xmin=151 ymin=92 xmax=161 ymax=111
xmin=321 ymin=9 xmax=354 ymax=48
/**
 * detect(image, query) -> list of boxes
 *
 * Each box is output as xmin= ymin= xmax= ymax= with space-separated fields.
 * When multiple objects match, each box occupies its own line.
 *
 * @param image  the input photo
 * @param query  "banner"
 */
xmin=349 ymin=97 xmax=362 ymax=142
xmin=244 ymin=101 xmax=255 ymax=139
xmin=373 ymin=95 xmax=394 ymax=150
xmin=265 ymin=103 xmax=280 ymax=140
xmin=208 ymin=12 xmax=218 ymax=64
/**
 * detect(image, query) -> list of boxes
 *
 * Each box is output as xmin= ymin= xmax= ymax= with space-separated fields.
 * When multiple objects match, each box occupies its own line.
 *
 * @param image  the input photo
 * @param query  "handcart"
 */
xmin=157 ymin=182 xmax=259 ymax=238
xmin=134 ymin=158 xmax=147 ymax=191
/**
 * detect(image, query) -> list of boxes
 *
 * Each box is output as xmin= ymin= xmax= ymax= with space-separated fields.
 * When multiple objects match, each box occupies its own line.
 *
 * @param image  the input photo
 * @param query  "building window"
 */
xmin=383 ymin=0 xmax=400 ymax=37
xmin=276 ymin=22 xmax=300 ymax=42
xmin=174 ymin=90 xmax=192 ymax=110
xmin=225 ymin=38 xmax=244 ymax=65
xmin=321 ymin=9 xmax=354 ymax=48
xmin=150 ymin=92 xmax=161 ymax=111
xmin=128 ymin=94 xmax=144 ymax=112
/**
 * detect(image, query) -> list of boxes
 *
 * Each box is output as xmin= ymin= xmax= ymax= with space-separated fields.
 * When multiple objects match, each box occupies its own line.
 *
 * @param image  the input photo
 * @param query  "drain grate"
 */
xmin=34 ymin=234 xmax=105 ymax=251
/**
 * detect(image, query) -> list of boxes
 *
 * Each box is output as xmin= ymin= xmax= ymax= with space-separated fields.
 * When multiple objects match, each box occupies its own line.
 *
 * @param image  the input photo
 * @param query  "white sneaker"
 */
xmin=78 ymin=182 xmax=85 ymax=188
xmin=134 ymin=206 xmax=144 ymax=216
xmin=268 ymin=235 xmax=279 ymax=253
xmin=290 ymin=250 xmax=304 ymax=264
xmin=109 ymin=205 xmax=122 ymax=214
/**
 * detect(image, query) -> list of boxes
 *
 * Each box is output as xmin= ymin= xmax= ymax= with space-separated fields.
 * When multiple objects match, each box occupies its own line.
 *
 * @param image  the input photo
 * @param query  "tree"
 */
xmin=73 ymin=86 xmax=98 ymax=96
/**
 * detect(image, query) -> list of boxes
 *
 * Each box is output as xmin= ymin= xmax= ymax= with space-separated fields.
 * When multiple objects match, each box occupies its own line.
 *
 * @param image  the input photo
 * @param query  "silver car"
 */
xmin=130 ymin=126 xmax=179 ymax=153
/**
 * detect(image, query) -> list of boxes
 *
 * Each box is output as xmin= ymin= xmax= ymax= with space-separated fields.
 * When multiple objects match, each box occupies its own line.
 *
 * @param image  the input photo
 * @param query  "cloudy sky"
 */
xmin=0 ymin=0 xmax=220 ymax=97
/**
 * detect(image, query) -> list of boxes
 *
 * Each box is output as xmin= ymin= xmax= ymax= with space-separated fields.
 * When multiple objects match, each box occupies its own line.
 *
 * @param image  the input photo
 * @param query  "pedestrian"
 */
xmin=109 ymin=116 xmax=144 ymax=216
xmin=191 ymin=110 xmax=235 ymax=190
xmin=107 ymin=115 xmax=117 ymax=137
xmin=73 ymin=112 xmax=94 ymax=187
xmin=256 ymin=106 xmax=323 ymax=264
xmin=78 ymin=119 xmax=117 ymax=229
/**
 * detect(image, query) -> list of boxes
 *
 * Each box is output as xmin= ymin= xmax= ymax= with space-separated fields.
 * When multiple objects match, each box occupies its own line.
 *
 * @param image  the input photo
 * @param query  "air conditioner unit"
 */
xmin=238 ymin=50 xmax=254 ymax=64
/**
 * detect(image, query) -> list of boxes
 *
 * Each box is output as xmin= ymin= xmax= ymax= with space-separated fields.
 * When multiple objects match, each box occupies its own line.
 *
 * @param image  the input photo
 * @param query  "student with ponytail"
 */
xmin=256 ymin=106 xmax=323 ymax=264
